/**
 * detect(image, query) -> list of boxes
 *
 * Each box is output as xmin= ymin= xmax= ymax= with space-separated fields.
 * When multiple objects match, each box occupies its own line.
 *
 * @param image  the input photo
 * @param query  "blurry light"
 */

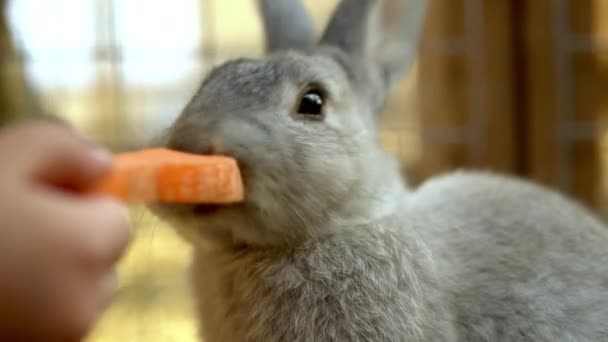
xmin=115 ymin=0 xmax=201 ymax=85
xmin=7 ymin=0 xmax=201 ymax=87
xmin=7 ymin=0 xmax=97 ymax=56
xmin=115 ymin=0 xmax=200 ymax=54
xmin=7 ymin=0 xmax=97 ymax=88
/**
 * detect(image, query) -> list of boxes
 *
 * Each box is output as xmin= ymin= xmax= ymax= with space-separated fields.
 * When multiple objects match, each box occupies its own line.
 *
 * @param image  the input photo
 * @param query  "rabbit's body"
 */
xmin=151 ymin=0 xmax=608 ymax=340
xmin=411 ymin=172 xmax=608 ymax=341
xmin=190 ymin=214 xmax=454 ymax=341
xmin=184 ymin=172 xmax=608 ymax=342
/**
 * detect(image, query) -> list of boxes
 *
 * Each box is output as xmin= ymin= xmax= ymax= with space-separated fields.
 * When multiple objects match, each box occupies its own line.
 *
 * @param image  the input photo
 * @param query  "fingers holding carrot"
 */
xmin=0 ymin=120 xmax=131 ymax=341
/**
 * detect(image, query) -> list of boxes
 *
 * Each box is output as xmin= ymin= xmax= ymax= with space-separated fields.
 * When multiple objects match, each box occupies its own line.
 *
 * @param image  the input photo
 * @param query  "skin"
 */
xmin=0 ymin=120 xmax=131 ymax=341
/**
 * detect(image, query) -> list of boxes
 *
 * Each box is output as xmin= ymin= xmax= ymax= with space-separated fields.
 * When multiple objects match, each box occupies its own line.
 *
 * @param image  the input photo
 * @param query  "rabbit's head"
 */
xmin=153 ymin=0 xmax=428 ymax=248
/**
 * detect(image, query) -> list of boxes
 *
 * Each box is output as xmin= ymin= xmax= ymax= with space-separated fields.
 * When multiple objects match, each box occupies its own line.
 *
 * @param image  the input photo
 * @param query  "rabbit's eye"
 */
xmin=297 ymin=89 xmax=325 ymax=117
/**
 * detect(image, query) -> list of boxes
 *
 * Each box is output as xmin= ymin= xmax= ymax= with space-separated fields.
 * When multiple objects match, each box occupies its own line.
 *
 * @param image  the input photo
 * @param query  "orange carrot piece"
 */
xmin=87 ymin=148 xmax=244 ymax=204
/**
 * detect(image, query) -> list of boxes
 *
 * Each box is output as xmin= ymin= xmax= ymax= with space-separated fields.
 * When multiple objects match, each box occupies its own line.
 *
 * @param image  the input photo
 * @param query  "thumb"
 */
xmin=0 ymin=121 xmax=112 ymax=190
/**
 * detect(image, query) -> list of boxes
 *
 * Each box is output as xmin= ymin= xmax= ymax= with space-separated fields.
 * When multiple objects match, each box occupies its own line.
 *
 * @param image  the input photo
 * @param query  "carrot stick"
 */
xmin=87 ymin=148 xmax=244 ymax=204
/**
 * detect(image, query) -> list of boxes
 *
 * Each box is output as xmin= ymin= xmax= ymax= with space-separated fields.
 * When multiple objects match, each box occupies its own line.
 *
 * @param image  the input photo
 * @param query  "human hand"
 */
xmin=0 ymin=120 xmax=132 ymax=341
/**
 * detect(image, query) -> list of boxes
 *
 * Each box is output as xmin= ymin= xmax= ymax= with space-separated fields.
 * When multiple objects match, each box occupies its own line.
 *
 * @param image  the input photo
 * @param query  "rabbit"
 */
xmin=150 ymin=0 xmax=608 ymax=341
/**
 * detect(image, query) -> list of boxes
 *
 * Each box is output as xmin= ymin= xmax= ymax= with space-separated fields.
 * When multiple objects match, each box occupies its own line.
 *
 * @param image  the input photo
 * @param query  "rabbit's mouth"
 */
xmin=192 ymin=204 xmax=222 ymax=215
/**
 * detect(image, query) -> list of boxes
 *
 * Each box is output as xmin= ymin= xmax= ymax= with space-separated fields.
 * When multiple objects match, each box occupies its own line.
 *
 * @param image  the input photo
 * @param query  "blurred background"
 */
xmin=0 ymin=0 xmax=606 ymax=341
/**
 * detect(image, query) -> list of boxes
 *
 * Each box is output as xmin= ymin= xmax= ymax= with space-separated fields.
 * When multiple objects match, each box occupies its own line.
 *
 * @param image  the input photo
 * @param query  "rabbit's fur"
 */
xmin=151 ymin=0 xmax=608 ymax=341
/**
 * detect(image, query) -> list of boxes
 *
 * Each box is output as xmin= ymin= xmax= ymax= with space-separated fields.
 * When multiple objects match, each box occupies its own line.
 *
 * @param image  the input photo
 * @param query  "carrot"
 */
xmin=87 ymin=148 xmax=244 ymax=204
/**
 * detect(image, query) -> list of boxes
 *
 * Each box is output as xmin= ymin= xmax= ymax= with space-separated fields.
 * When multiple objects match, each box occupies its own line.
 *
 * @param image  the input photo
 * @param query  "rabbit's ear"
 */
xmin=257 ymin=0 xmax=316 ymax=53
xmin=321 ymin=0 xmax=427 ymax=94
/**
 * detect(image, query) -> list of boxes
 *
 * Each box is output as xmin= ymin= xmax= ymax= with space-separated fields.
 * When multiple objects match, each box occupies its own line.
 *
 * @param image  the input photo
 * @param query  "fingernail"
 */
xmin=107 ymin=199 xmax=131 ymax=223
xmin=116 ymin=201 xmax=133 ymax=233
xmin=122 ymin=206 xmax=132 ymax=226
xmin=91 ymin=147 xmax=113 ymax=166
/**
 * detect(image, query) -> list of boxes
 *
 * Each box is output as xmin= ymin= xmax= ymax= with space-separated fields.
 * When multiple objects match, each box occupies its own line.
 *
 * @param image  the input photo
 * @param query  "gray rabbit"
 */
xmin=151 ymin=0 xmax=608 ymax=341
